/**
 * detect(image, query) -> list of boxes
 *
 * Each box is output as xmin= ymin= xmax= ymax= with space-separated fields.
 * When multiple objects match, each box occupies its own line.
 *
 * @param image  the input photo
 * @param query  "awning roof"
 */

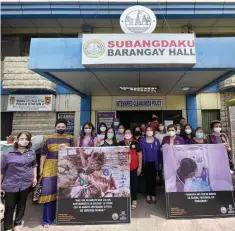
xmin=29 ymin=37 xmax=235 ymax=96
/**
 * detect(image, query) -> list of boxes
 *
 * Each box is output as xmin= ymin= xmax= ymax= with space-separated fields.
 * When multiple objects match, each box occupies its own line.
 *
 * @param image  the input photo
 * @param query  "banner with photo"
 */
xmin=163 ymin=144 xmax=235 ymax=218
xmin=56 ymin=147 xmax=130 ymax=225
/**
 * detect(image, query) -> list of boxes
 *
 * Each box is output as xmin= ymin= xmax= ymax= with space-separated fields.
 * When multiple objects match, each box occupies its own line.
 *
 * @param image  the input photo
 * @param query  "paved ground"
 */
xmin=2 ymin=189 xmax=235 ymax=231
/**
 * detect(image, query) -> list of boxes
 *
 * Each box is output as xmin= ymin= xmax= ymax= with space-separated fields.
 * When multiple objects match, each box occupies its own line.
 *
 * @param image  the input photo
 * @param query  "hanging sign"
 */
xmin=82 ymin=33 xmax=196 ymax=67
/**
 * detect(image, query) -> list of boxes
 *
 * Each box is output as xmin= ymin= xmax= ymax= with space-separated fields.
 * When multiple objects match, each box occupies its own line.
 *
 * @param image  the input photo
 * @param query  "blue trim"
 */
xmin=204 ymin=84 xmax=220 ymax=93
xmin=186 ymin=95 xmax=198 ymax=129
xmin=35 ymin=71 xmax=87 ymax=97
xmin=29 ymin=37 xmax=235 ymax=72
xmin=0 ymin=81 xmax=9 ymax=95
xmin=1 ymin=2 xmax=235 ymax=19
xmin=56 ymin=85 xmax=73 ymax=94
xmin=196 ymin=70 xmax=235 ymax=94
xmin=80 ymin=96 xmax=91 ymax=128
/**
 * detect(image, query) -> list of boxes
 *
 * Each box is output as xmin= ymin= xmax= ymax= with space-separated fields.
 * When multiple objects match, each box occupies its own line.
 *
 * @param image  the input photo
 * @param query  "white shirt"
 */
xmin=155 ymin=132 xmax=166 ymax=145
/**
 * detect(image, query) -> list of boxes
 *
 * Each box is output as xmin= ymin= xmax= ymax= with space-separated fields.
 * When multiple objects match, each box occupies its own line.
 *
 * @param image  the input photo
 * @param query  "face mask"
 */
xmin=107 ymin=133 xmax=114 ymax=139
xmin=125 ymin=134 xmax=132 ymax=140
xmin=214 ymin=127 xmax=222 ymax=133
xmin=100 ymin=127 xmax=106 ymax=132
xmin=168 ymin=131 xmax=176 ymax=137
xmin=84 ymin=129 xmax=92 ymax=134
xmin=152 ymin=117 xmax=157 ymax=121
xmin=57 ymin=129 xmax=66 ymax=134
xmin=134 ymin=131 xmax=141 ymax=136
xmin=185 ymin=129 xmax=192 ymax=135
xmin=159 ymin=126 xmax=164 ymax=131
xmin=176 ymin=130 xmax=181 ymax=135
xmin=113 ymin=122 xmax=119 ymax=127
xmin=18 ymin=140 xmax=29 ymax=147
xmin=119 ymin=129 xmax=124 ymax=134
xmin=146 ymin=131 xmax=153 ymax=137
xmin=196 ymin=132 xmax=204 ymax=139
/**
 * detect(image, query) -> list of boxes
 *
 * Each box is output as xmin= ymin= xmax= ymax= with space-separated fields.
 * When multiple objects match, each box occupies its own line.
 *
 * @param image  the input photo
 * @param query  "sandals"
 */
xmin=131 ymin=201 xmax=137 ymax=210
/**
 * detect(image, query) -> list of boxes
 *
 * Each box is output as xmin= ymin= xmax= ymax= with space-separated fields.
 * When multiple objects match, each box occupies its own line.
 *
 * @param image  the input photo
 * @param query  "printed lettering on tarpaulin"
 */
xmin=7 ymin=95 xmax=54 ymax=112
xmin=56 ymin=147 xmax=131 ymax=225
xmin=82 ymin=34 xmax=196 ymax=67
xmin=163 ymin=144 xmax=235 ymax=218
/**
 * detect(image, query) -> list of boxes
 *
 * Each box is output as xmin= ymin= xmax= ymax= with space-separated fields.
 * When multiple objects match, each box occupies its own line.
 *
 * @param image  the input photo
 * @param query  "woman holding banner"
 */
xmin=100 ymin=127 xmax=118 ymax=147
xmin=162 ymin=124 xmax=184 ymax=146
xmin=190 ymin=127 xmax=207 ymax=144
xmin=207 ymin=120 xmax=234 ymax=170
xmin=39 ymin=119 xmax=74 ymax=228
xmin=77 ymin=122 xmax=97 ymax=147
xmin=119 ymin=129 xmax=142 ymax=210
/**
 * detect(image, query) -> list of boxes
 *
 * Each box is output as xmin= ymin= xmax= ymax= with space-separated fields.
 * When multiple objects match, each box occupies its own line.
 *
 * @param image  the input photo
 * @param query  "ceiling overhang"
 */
xmin=29 ymin=36 xmax=235 ymax=96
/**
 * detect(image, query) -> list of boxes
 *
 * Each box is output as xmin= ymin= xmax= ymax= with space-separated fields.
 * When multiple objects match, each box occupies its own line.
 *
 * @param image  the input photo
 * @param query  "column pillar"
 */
xmin=186 ymin=95 xmax=198 ymax=129
xmin=80 ymin=96 xmax=91 ymax=128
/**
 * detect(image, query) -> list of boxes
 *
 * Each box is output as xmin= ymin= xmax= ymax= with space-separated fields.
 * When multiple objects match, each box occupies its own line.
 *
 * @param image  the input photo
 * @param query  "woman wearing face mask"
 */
xmin=119 ymin=129 xmax=142 ymax=210
xmin=181 ymin=124 xmax=194 ymax=144
xmin=162 ymin=124 xmax=184 ymax=146
xmin=77 ymin=122 xmax=98 ymax=147
xmin=175 ymin=124 xmax=181 ymax=136
xmin=1 ymin=131 xmax=37 ymax=231
xmin=155 ymin=123 xmax=167 ymax=145
xmin=190 ymin=127 xmax=207 ymax=144
xmin=140 ymin=126 xmax=160 ymax=204
xmin=97 ymin=123 xmax=107 ymax=146
xmin=112 ymin=118 xmax=120 ymax=134
xmin=39 ymin=119 xmax=74 ymax=228
xmin=207 ymin=120 xmax=233 ymax=170
xmin=116 ymin=124 xmax=125 ymax=143
xmin=133 ymin=126 xmax=142 ymax=142
xmin=100 ymin=128 xmax=118 ymax=147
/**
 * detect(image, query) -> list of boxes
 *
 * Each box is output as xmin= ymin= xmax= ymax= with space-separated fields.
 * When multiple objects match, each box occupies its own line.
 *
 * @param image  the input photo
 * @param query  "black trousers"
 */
xmin=130 ymin=169 xmax=138 ymax=201
xmin=145 ymin=162 xmax=157 ymax=196
xmin=4 ymin=187 xmax=31 ymax=231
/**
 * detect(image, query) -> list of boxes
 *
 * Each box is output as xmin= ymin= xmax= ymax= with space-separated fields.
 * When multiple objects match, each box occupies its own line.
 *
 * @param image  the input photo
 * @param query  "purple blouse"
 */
xmin=79 ymin=136 xmax=96 ymax=147
xmin=162 ymin=135 xmax=184 ymax=146
xmin=140 ymin=137 xmax=161 ymax=170
xmin=1 ymin=148 xmax=37 ymax=192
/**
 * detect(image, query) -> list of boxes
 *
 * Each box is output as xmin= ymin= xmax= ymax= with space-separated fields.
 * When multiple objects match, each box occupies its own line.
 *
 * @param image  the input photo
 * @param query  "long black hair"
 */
xmin=181 ymin=124 xmax=194 ymax=138
xmin=81 ymin=122 xmax=95 ymax=139
xmin=98 ymin=122 xmax=107 ymax=135
xmin=104 ymin=127 xmax=118 ymax=145
xmin=176 ymin=158 xmax=197 ymax=184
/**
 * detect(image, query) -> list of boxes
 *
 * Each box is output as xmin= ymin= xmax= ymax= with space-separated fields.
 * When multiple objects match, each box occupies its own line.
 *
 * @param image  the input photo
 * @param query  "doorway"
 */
xmin=1 ymin=112 xmax=13 ymax=140
xmin=117 ymin=110 xmax=182 ymax=130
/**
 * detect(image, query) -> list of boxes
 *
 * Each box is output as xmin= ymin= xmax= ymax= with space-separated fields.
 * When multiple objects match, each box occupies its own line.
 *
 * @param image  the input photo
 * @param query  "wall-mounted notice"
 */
xmin=7 ymin=95 xmax=54 ymax=112
xmin=116 ymin=99 xmax=162 ymax=108
xmin=96 ymin=111 xmax=116 ymax=130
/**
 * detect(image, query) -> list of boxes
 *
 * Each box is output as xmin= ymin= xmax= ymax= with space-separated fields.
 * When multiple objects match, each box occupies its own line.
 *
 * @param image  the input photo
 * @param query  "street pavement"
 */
xmin=2 ymin=189 xmax=235 ymax=231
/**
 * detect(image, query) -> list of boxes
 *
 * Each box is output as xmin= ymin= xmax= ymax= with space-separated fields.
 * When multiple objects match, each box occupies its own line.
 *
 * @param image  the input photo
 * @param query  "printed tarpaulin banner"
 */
xmin=163 ymin=144 xmax=235 ymax=218
xmin=56 ymin=147 xmax=130 ymax=225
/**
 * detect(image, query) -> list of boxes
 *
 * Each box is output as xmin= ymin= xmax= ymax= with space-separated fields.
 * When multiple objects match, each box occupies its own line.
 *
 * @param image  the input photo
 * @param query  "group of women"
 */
xmin=1 ymin=117 xmax=233 ymax=230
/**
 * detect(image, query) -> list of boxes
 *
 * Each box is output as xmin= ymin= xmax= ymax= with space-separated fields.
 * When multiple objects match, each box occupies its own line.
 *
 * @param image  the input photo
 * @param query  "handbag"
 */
xmin=32 ymin=177 xmax=42 ymax=203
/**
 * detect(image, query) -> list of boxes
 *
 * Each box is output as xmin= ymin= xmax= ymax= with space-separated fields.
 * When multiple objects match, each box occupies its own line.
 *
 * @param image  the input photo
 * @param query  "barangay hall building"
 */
xmin=1 ymin=0 xmax=235 ymax=164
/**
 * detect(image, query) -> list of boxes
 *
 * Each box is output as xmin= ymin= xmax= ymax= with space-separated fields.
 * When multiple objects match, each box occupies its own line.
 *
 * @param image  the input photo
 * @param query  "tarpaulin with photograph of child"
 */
xmin=163 ymin=144 xmax=235 ymax=218
xmin=56 ymin=147 xmax=130 ymax=225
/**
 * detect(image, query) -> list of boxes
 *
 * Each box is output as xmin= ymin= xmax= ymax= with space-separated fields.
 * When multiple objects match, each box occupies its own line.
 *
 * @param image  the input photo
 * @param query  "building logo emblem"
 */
xmin=83 ymin=39 xmax=106 ymax=58
xmin=120 ymin=5 xmax=157 ymax=34
xmin=9 ymin=97 xmax=15 ymax=105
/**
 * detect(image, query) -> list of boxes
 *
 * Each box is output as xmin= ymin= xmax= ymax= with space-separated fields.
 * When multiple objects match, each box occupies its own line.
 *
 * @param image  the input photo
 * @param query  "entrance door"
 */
xmin=1 ymin=112 xmax=13 ymax=139
xmin=117 ymin=110 xmax=182 ymax=130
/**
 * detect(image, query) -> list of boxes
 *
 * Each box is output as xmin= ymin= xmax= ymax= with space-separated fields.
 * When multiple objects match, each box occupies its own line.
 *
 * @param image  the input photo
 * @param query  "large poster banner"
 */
xmin=163 ymin=144 xmax=235 ymax=219
xmin=56 ymin=147 xmax=130 ymax=225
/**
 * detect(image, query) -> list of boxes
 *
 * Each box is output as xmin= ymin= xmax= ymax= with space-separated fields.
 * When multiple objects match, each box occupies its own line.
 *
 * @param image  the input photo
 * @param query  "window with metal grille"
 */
xmin=202 ymin=110 xmax=221 ymax=135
